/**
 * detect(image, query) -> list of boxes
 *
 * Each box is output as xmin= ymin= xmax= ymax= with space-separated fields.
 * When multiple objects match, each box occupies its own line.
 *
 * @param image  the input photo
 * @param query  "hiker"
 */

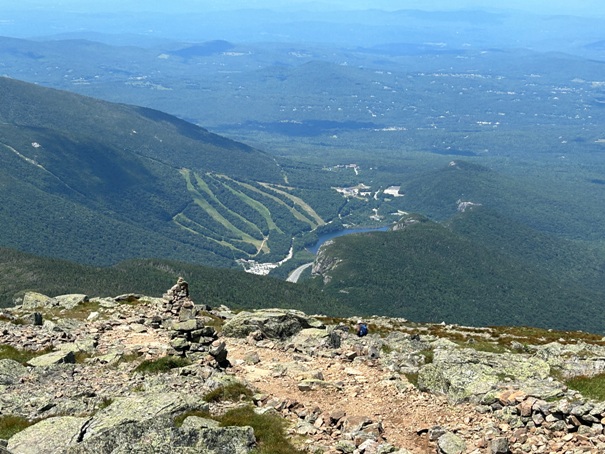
xmin=355 ymin=319 xmax=368 ymax=337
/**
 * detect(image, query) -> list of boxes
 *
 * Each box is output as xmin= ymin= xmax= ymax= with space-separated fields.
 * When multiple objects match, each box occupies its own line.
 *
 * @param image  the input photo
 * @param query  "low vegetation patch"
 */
xmin=367 ymin=322 xmax=390 ymax=337
xmin=419 ymin=349 xmax=434 ymax=364
xmin=0 ymin=344 xmax=51 ymax=364
xmin=404 ymin=372 xmax=419 ymax=388
xmin=217 ymin=405 xmax=305 ymax=454
xmin=461 ymin=339 xmax=510 ymax=354
xmin=565 ymin=373 xmax=605 ymax=401
xmin=116 ymin=352 xmax=141 ymax=365
xmin=44 ymin=301 xmax=104 ymax=321
xmin=380 ymin=343 xmax=393 ymax=354
xmin=0 ymin=313 xmax=19 ymax=324
xmin=491 ymin=326 xmax=605 ymax=347
xmin=0 ymin=415 xmax=37 ymax=440
xmin=97 ymin=397 xmax=114 ymax=411
xmin=203 ymin=382 xmax=254 ymax=403
xmin=73 ymin=351 xmax=92 ymax=364
xmin=133 ymin=355 xmax=191 ymax=374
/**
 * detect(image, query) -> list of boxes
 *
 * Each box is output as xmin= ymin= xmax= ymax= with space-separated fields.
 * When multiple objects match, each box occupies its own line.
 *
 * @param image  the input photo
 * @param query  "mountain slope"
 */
xmin=0 ymin=76 xmax=281 ymax=181
xmin=309 ymin=214 xmax=605 ymax=333
xmin=399 ymin=160 xmax=605 ymax=241
xmin=0 ymin=77 xmax=342 ymax=266
xmin=448 ymin=206 xmax=605 ymax=295
xmin=0 ymin=246 xmax=350 ymax=315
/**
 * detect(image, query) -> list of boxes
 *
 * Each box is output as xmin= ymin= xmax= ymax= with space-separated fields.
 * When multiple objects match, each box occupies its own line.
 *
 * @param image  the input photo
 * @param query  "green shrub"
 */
xmin=217 ymin=405 xmax=305 ymax=454
xmin=0 ymin=415 xmax=37 ymax=440
xmin=565 ymin=373 xmax=605 ymax=401
xmin=203 ymin=382 xmax=254 ymax=403
xmin=133 ymin=355 xmax=191 ymax=374
xmin=97 ymin=397 xmax=114 ymax=411
xmin=380 ymin=343 xmax=393 ymax=354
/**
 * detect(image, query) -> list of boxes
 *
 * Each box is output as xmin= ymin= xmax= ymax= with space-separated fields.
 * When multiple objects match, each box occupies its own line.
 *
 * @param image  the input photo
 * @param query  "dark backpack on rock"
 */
xmin=359 ymin=323 xmax=368 ymax=337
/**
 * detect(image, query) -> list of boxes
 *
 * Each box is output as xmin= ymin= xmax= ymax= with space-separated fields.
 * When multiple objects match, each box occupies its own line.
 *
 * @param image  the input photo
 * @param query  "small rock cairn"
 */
xmin=162 ymin=277 xmax=228 ymax=368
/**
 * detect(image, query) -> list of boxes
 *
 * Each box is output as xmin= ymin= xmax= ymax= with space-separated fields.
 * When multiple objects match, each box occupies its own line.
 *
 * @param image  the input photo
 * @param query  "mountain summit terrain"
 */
xmin=1 ymin=289 xmax=605 ymax=453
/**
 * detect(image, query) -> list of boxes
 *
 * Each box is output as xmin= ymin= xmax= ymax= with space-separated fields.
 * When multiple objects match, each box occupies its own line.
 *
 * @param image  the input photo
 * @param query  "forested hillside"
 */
xmin=1 ymin=16 xmax=604 ymax=336
xmin=0 ymin=77 xmax=357 ymax=267
xmin=0 ymin=247 xmax=348 ymax=316
xmin=310 ymin=213 xmax=605 ymax=333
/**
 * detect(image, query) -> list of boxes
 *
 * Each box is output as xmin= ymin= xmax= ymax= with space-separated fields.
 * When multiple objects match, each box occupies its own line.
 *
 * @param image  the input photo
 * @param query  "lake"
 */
xmin=307 ymin=227 xmax=389 ymax=254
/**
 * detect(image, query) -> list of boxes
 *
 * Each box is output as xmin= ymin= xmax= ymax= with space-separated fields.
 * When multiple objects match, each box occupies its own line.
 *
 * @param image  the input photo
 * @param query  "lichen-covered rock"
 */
xmin=490 ymin=437 xmax=510 ymax=454
xmin=335 ymin=439 xmax=356 ymax=453
xmin=0 ymin=358 xmax=28 ymax=385
xmin=290 ymin=328 xmax=329 ymax=348
xmin=58 ymin=337 xmax=98 ymax=355
xmin=437 ymin=432 xmax=466 ymax=454
xmin=167 ymin=319 xmax=203 ymax=332
xmin=69 ymin=425 xmax=255 ymax=454
xmin=20 ymin=292 xmax=58 ymax=310
xmin=27 ymin=350 xmax=76 ymax=368
xmin=79 ymin=392 xmax=204 ymax=441
xmin=418 ymin=348 xmax=550 ymax=403
xmin=63 ymin=392 xmax=218 ymax=453
xmin=533 ymin=341 xmax=605 ymax=377
xmin=221 ymin=309 xmax=324 ymax=339
xmin=180 ymin=416 xmax=220 ymax=431
xmin=55 ymin=294 xmax=89 ymax=310
xmin=7 ymin=416 xmax=88 ymax=454
xmin=189 ymin=426 xmax=256 ymax=454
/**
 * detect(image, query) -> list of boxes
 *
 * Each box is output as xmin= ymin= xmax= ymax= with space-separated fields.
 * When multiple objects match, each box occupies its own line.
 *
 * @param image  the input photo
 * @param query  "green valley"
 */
xmin=1 ymin=16 xmax=605 ymax=334
xmin=0 ymin=77 xmax=385 ymax=269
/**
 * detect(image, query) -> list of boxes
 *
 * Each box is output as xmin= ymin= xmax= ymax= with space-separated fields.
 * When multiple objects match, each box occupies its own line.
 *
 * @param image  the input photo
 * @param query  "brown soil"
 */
xmin=226 ymin=338 xmax=491 ymax=453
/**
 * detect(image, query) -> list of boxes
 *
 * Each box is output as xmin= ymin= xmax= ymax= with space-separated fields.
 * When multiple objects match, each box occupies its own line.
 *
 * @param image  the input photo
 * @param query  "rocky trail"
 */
xmin=2 ymin=288 xmax=605 ymax=453
xmin=227 ymin=337 xmax=482 ymax=453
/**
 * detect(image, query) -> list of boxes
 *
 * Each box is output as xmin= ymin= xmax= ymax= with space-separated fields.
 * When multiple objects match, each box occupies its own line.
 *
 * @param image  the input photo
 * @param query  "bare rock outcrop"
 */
xmin=7 ymin=393 xmax=256 ymax=454
xmin=417 ymin=347 xmax=551 ymax=403
xmin=221 ymin=308 xmax=324 ymax=339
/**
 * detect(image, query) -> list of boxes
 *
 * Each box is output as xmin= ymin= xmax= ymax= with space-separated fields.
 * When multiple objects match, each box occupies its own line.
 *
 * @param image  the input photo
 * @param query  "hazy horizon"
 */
xmin=1 ymin=0 xmax=605 ymax=16
xmin=0 ymin=0 xmax=603 ymax=52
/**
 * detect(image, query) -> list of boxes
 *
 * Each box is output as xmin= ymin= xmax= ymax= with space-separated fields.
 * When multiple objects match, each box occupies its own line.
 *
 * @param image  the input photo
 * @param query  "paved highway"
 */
xmin=286 ymin=262 xmax=313 ymax=283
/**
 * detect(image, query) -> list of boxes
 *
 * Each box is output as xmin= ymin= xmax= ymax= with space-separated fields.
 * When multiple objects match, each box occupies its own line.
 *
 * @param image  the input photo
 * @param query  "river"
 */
xmin=306 ymin=226 xmax=390 ymax=254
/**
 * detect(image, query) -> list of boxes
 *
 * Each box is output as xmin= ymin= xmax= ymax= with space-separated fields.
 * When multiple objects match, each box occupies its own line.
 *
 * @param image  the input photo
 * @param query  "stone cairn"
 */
xmin=163 ymin=276 xmax=194 ymax=317
xmin=162 ymin=277 xmax=228 ymax=368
